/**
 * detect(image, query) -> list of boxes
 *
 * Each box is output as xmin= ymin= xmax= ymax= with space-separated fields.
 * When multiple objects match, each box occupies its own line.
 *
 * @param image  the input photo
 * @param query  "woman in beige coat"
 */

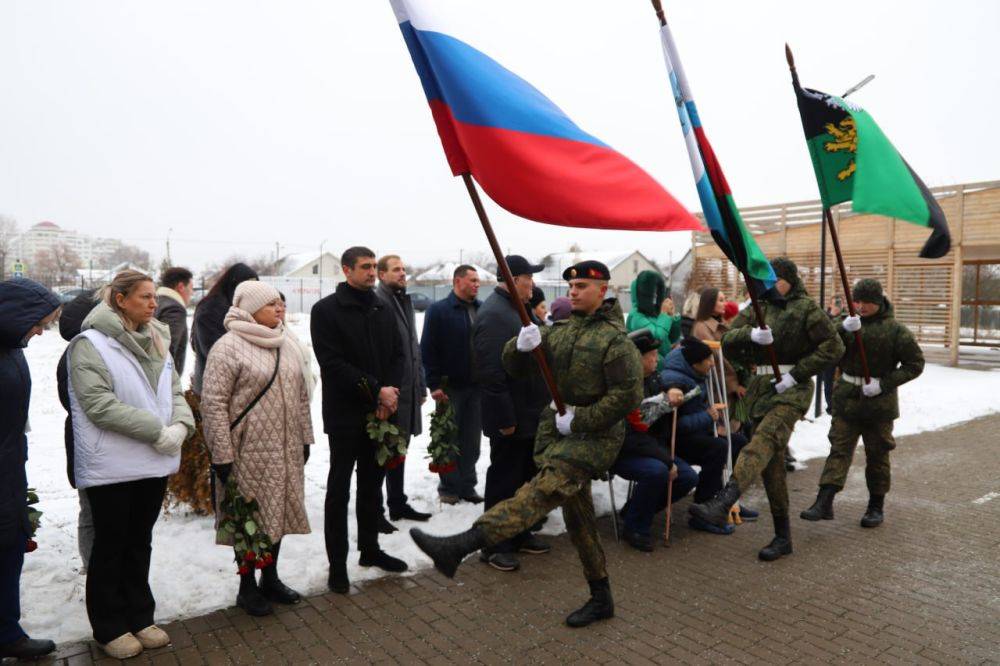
xmin=201 ymin=281 xmax=313 ymax=617
xmin=691 ymin=287 xmax=747 ymax=431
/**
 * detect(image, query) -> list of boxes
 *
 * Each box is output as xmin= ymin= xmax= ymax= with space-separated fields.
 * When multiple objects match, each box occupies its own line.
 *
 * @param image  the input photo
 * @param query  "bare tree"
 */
xmin=106 ymin=243 xmax=151 ymax=269
xmin=0 ymin=216 xmax=18 ymax=280
xmin=34 ymin=243 xmax=83 ymax=285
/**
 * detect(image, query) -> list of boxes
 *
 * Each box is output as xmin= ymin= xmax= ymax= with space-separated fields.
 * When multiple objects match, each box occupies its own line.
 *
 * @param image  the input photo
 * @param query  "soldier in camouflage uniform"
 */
xmin=411 ymin=261 xmax=643 ymax=628
xmin=689 ymin=257 xmax=844 ymax=561
xmin=801 ymin=278 xmax=924 ymax=527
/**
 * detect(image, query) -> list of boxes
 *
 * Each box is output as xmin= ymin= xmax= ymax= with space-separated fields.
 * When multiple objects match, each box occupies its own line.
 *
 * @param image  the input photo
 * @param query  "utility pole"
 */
xmin=319 ymin=239 xmax=326 ymax=298
xmin=274 ymin=242 xmax=281 ymax=274
xmin=166 ymin=227 xmax=173 ymax=265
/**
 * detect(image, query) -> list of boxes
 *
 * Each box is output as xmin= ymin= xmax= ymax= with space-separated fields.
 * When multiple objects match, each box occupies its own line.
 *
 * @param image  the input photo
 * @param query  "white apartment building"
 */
xmin=12 ymin=221 xmax=122 ymax=269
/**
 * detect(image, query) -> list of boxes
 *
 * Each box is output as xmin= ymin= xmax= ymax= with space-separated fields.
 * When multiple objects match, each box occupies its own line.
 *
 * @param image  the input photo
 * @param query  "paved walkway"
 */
xmin=44 ymin=414 xmax=1000 ymax=665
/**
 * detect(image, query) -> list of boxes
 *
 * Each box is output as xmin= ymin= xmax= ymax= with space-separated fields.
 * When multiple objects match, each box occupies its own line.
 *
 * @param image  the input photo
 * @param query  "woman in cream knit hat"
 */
xmin=201 ymin=281 xmax=314 ymax=616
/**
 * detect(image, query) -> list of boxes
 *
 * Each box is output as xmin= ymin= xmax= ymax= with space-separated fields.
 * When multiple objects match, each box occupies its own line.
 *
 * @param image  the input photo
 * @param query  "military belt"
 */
xmin=755 ymin=364 xmax=794 ymax=376
xmin=841 ymin=373 xmax=880 ymax=386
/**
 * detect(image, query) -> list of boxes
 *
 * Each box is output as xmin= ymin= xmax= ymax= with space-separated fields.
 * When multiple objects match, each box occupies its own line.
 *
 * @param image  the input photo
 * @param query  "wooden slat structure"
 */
xmin=688 ymin=180 xmax=1000 ymax=365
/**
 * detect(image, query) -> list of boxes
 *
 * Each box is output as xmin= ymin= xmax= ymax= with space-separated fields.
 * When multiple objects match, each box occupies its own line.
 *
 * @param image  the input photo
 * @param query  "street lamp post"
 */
xmin=319 ymin=239 xmax=327 ymax=299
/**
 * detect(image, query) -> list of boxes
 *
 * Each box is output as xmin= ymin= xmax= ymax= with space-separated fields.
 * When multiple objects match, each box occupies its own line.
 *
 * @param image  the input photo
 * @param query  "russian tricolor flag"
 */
xmin=390 ymin=0 xmax=700 ymax=232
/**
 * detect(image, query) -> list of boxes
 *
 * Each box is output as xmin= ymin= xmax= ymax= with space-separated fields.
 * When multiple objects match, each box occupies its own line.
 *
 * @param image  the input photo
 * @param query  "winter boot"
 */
xmin=410 ymin=526 xmax=487 ymax=578
xmin=688 ymin=478 xmax=741 ymax=528
xmin=800 ymin=485 xmax=838 ymax=521
xmin=260 ymin=543 xmax=301 ymax=604
xmin=565 ymin=578 xmax=615 ymax=628
xmin=236 ymin=571 xmax=273 ymax=616
xmin=758 ymin=515 xmax=793 ymax=562
xmin=860 ymin=495 xmax=884 ymax=528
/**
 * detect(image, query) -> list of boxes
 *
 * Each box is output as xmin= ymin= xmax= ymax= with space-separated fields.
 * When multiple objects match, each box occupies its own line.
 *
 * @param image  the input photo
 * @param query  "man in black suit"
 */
xmin=375 ymin=254 xmax=432 ymax=529
xmin=311 ymin=246 xmax=407 ymax=593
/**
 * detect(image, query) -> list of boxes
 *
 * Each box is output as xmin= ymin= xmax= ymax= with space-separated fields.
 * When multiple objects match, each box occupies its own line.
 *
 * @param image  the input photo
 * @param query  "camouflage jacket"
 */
xmin=833 ymin=298 xmax=924 ymax=422
xmin=723 ymin=279 xmax=844 ymax=420
xmin=503 ymin=299 xmax=643 ymax=476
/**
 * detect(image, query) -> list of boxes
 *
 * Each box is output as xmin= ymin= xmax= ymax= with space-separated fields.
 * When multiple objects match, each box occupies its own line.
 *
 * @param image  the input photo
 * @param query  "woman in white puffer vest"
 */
xmin=68 ymin=270 xmax=193 ymax=660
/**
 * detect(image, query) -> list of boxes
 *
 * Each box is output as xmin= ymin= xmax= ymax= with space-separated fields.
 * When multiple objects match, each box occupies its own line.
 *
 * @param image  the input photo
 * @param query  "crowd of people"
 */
xmin=0 ymin=248 xmax=924 ymax=658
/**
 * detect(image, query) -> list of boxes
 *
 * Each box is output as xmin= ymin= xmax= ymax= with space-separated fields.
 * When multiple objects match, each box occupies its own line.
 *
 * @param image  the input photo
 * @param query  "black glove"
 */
xmin=303 ymin=445 xmax=310 ymax=464
xmin=212 ymin=463 xmax=232 ymax=484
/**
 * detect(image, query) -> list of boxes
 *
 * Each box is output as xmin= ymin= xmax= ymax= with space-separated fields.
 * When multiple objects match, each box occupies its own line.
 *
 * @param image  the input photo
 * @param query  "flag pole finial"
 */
xmin=785 ymin=43 xmax=796 ymax=70
xmin=649 ymin=0 xmax=666 ymax=26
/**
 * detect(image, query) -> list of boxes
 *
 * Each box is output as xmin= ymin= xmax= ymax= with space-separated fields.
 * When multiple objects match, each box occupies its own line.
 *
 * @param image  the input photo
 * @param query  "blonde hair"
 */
xmin=100 ymin=269 xmax=154 ymax=316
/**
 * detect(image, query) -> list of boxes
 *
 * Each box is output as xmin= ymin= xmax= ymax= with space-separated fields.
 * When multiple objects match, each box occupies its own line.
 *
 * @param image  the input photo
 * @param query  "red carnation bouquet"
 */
xmin=427 ymin=397 xmax=460 ymax=474
xmin=25 ymin=488 xmax=41 ymax=553
xmin=218 ymin=478 xmax=274 ymax=575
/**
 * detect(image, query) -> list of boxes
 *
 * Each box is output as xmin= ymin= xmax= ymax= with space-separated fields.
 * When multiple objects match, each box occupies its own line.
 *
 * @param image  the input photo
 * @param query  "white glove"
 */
xmin=843 ymin=315 xmax=862 ymax=332
xmin=750 ymin=326 xmax=773 ymax=346
xmin=153 ymin=423 xmax=187 ymax=456
xmin=861 ymin=378 xmax=882 ymax=397
xmin=516 ymin=324 xmax=542 ymax=352
xmin=555 ymin=405 xmax=575 ymax=436
xmin=773 ymin=373 xmax=798 ymax=394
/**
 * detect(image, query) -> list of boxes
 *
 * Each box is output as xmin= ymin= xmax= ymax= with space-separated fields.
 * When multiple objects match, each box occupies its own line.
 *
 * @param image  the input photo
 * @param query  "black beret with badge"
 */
xmin=562 ymin=260 xmax=611 ymax=281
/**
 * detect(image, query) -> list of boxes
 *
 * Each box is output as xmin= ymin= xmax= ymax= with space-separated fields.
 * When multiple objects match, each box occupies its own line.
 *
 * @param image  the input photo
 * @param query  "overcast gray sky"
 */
xmin=2 ymin=1 xmax=997 ymax=272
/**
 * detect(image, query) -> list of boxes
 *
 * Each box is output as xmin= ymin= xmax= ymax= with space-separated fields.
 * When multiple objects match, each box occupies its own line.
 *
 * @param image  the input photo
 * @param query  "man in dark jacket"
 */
xmin=312 ymin=247 xmax=408 ymax=594
xmin=420 ymin=265 xmax=482 ymax=504
xmin=0 ymin=278 xmax=60 ymax=661
xmin=55 ymin=289 xmax=99 ymax=569
xmin=660 ymin=338 xmax=750 ymax=535
xmin=472 ymin=255 xmax=551 ymax=571
xmin=375 ymin=255 xmax=432 ymax=527
xmin=611 ymin=331 xmax=696 ymax=552
xmin=154 ymin=267 xmax=193 ymax=375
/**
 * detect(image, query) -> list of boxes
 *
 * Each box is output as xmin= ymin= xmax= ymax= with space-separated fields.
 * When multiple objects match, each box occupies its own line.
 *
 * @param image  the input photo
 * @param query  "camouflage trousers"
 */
xmin=731 ymin=404 xmax=803 ymax=519
xmin=819 ymin=416 xmax=895 ymax=496
xmin=474 ymin=460 xmax=606 ymax=582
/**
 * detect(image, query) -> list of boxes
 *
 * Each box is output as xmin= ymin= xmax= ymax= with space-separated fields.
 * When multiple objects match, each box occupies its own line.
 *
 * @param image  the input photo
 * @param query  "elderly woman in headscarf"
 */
xmin=201 ymin=281 xmax=313 ymax=618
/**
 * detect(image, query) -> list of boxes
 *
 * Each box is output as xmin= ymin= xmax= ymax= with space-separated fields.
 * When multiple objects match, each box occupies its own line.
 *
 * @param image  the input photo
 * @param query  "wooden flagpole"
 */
xmin=461 ymin=173 xmax=568 ymax=414
xmin=785 ymin=45 xmax=872 ymax=384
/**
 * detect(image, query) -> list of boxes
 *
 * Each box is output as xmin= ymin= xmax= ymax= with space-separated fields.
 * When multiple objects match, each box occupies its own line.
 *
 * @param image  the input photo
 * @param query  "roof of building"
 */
xmin=535 ymin=250 xmax=657 ymax=284
xmin=32 ymin=221 xmax=60 ymax=230
xmin=414 ymin=262 xmax=497 ymax=283
xmin=276 ymin=252 xmax=339 ymax=276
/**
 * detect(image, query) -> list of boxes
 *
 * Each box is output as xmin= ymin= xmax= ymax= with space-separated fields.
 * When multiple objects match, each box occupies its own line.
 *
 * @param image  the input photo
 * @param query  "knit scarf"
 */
xmin=224 ymin=306 xmax=285 ymax=348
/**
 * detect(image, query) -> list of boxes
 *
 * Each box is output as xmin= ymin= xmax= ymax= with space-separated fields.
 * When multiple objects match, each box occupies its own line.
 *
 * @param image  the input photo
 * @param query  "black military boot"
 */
xmin=565 ymin=578 xmax=614 ymax=628
xmin=236 ymin=570 xmax=273 ymax=616
xmin=688 ymin=478 xmax=741 ymax=528
xmin=410 ymin=527 xmax=487 ymax=578
xmin=758 ymin=515 xmax=793 ymax=562
xmin=260 ymin=542 xmax=301 ymax=604
xmin=0 ymin=637 xmax=56 ymax=660
xmin=800 ymin=485 xmax=838 ymax=521
xmin=860 ymin=495 xmax=885 ymax=528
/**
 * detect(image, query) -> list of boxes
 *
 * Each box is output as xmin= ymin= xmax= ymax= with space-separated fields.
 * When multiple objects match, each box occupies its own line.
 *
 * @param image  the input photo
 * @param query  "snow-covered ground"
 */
xmin=19 ymin=312 xmax=1000 ymax=644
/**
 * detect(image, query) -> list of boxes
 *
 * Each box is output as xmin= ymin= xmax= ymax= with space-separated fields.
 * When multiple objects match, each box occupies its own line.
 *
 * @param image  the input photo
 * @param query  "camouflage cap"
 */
xmin=770 ymin=257 xmax=799 ymax=285
xmin=852 ymin=278 xmax=884 ymax=304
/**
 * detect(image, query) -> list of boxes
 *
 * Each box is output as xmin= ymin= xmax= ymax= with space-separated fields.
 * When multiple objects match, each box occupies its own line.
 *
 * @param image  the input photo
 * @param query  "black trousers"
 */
xmin=84 ymin=476 xmax=168 ymax=644
xmin=325 ymin=434 xmax=386 ymax=566
xmin=483 ymin=436 xmax=537 ymax=554
xmin=379 ymin=435 xmax=410 ymax=516
xmin=674 ymin=435 xmax=728 ymax=503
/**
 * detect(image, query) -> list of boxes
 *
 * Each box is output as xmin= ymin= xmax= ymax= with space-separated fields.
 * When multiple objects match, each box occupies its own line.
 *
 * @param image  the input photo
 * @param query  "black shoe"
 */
xmin=479 ymin=550 xmax=520 ymax=572
xmin=518 ymin=534 xmax=551 ymax=555
xmin=461 ymin=492 xmax=485 ymax=504
xmin=236 ymin=573 xmax=274 ymax=616
xmin=261 ymin=571 xmax=301 ymax=605
xmin=565 ymin=578 xmax=615 ymax=628
xmin=622 ymin=529 xmax=653 ymax=552
xmin=758 ymin=516 xmax=793 ymax=562
xmin=378 ymin=515 xmax=399 ymax=534
xmin=860 ymin=495 xmax=884 ymax=528
xmin=688 ymin=478 xmax=741 ymax=528
xmin=738 ymin=505 xmax=759 ymax=521
xmin=359 ymin=550 xmax=408 ymax=573
xmin=800 ymin=485 xmax=838 ymax=521
xmin=390 ymin=504 xmax=432 ymax=522
xmin=328 ymin=563 xmax=349 ymax=594
xmin=784 ymin=451 xmax=797 ymax=472
xmin=410 ymin=527 xmax=488 ymax=578
xmin=0 ymin=636 xmax=56 ymax=660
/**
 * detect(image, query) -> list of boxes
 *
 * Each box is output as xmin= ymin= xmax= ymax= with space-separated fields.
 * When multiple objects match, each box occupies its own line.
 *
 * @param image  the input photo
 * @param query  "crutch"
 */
xmin=608 ymin=473 xmax=621 ymax=542
xmin=703 ymin=340 xmax=740 ymax=524
xmin=664 ymin=409 xmax=679 ymax=547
